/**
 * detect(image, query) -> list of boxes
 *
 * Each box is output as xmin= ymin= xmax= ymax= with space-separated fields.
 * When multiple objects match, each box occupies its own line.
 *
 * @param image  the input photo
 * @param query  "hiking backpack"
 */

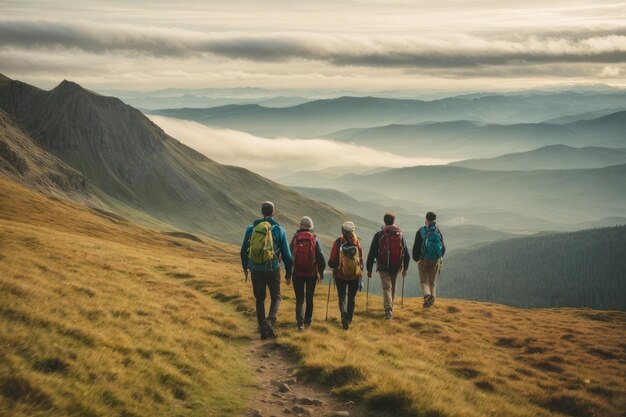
xmin=377 ymin=225 xmax=404 ymax=268
xmin=420 ymin=225 xmax=443 ymax=261
xmin=292 ymin=231 xmax=317 ymax=277
xmin=248 ymin=221 xmax=275 ymax=265
xmin=338 ymin=237 xmax=362 ymax=279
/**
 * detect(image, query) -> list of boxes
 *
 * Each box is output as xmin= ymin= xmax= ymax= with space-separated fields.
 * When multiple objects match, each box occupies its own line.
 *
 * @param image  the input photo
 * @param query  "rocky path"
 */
xmin=245 ymin=338 xmax=365 ymax=417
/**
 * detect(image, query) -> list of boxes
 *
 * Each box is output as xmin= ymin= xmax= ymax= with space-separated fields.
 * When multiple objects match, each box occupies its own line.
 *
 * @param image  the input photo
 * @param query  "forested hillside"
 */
xmin=436 ymin=226 xmax=626 ymax=310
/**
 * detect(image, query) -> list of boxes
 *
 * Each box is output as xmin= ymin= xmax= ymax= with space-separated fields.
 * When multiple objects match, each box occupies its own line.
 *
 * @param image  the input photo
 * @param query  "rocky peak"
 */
xmin=51 ymin=79 xmax=91 ymax=96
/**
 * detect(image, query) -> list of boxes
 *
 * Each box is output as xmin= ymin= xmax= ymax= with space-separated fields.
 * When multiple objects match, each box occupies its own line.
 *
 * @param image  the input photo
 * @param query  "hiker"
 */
xmin=412 ymin=211 xmax=445 ymax=308
xmin=328 ymin=221 xmax=364 ymax=330
xmin=290 ymin=216 xmax=326 ymax=331
xmin=240 ymin=201 xmax=293 ymax=339
xmin=366 ymin=212 xmax=410 ymax=319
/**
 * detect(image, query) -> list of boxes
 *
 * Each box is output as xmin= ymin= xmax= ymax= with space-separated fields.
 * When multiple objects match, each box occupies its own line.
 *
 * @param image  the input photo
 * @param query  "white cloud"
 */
xmin=599 ymin=65 xmax=621 ymax=77
xmin=148 ymin=115 xmax=451 ymax=177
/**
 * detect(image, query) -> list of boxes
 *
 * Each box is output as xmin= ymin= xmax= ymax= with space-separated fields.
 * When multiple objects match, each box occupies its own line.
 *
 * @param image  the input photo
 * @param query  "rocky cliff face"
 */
xmin=0 ymin=108 xmax=96 ymax=204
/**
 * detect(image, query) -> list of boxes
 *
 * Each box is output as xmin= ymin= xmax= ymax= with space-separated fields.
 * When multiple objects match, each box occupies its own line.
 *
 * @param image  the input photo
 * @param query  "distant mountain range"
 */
xmin=292 ymin=185 xmax=552 ymax=251
xmin=0 ymin=74 xmax=377 ymax=244
xmin=430 ymin=225 xmax=626 ymax=310
xmin=543 ymin=108 xmax=625 ymax=124
xmin=329 ymin=112 xmax=626 ymax=158
xmin=119 ymin=94 xmax=312 ymax=111
xmin=450 ymin=145 xmax=626 ymax=170
xmin=148 ymin=92 xmax=626 ymax=138
xmin=333 ymin=164 xmax=626 ymax=224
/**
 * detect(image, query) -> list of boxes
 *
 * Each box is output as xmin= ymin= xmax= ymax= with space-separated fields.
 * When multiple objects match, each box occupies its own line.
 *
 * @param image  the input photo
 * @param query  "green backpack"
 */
xmin=249 ymin=221 xmax=275 ymax=265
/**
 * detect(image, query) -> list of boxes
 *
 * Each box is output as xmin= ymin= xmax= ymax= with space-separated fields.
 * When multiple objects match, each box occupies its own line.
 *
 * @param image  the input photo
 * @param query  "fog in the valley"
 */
xmin=149 ymin=115 xmax=452 ymax=178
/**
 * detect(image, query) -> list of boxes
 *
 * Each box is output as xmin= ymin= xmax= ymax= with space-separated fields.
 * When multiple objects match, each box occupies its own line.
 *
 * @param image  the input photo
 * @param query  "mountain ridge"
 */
xmin=0 ymin=109 xmax=97 ymax=204
xmin=450 ymin=145 xmax=626 ymax=170
xmin=333 ymin=163 xmax=626 ymax=224
xmin=0 ymin=75 xmax=377 ymax=243
xmin=327 ymin=113 xmax=625 ymax=158
xmin=148 ymin=91 xmax=626 ymax=137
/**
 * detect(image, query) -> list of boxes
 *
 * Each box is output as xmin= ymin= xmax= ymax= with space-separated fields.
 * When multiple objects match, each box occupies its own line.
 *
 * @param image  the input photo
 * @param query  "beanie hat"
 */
xmin=342 ymin=221 xmax=355 ymax=232
xmin=299 ymin=216 xmax=313 ymax=230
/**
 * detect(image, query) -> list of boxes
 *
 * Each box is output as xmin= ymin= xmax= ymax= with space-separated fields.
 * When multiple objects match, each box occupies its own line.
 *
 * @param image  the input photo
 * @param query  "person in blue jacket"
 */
xmin=240 ymin=201 xmax=293 ymax=339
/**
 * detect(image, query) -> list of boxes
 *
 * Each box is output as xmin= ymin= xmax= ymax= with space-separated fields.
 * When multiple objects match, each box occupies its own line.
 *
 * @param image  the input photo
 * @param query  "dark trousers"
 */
xmin=336 ymin=278 xmax=359 ymax=322
xmin=293 ymin=276 xmax=317 ymax=326
xmin=251 ymin=269 xmax=281 ymax=328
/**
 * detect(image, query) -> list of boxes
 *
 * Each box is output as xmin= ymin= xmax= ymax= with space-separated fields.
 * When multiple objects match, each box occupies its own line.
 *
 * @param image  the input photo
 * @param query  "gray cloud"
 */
xmin=0 ymin=20 xmax=625 ymax=70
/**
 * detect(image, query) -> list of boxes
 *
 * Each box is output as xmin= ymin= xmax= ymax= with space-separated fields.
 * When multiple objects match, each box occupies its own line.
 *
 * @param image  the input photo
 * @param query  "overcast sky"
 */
xmin=0 ymin=0 xmax=624 ymax=91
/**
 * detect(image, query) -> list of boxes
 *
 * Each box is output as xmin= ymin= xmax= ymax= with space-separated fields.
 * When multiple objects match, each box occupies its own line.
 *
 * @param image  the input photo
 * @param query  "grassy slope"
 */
xmin=279 ymin=301 xmax=625 ymax=417
xmin=0 ymin=177 xmax=254 ymax=417
xmin=1 ymin=177 xmax=624 ymax=417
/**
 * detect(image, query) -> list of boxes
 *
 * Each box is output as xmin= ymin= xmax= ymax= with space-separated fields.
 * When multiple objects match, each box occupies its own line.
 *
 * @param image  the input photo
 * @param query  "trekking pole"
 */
xmin=325 ymin=271 xmax=332 ymax=321
xmin=365 ymin=276 xmax=370 ymax=312
xmin=401 ymin=273 xmax=405 ymax=307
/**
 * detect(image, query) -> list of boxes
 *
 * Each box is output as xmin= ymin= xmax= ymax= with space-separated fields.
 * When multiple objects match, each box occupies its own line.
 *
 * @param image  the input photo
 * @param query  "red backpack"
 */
xmin=377 ymin=225 xmax=404 ymax=268
xmin=292 ymin=231 xmax=317 ymax=277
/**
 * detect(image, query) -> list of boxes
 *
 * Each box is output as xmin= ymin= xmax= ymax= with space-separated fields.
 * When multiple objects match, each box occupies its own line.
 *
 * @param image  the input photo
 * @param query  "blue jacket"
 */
xmin=240 ymin=217 xmax=293 ymax=277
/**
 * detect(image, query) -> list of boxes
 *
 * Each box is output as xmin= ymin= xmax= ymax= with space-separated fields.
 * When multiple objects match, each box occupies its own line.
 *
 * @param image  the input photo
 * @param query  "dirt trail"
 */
xmin=245 ymin=337 xmax=366 ymax=417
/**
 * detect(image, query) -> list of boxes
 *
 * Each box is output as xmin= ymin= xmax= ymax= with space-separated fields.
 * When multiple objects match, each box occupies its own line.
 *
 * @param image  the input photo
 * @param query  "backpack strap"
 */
xmin=420 ymin=226 xmax=428 ymax=255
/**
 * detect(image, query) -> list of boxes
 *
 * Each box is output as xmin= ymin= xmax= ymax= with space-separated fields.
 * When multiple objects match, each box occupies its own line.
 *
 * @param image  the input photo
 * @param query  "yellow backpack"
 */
xmin=249 ymin=221 xmax=275 ymax=265
xmin=338 ymin=237 xmax=362 ymax=279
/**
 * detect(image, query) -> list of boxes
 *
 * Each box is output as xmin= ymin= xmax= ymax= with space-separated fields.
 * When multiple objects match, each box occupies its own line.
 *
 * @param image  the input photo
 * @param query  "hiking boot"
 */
xmin=304 ymin=323 xmax=311 ymax=329
xmin=341 ymin=312 xmax=350 ymax=330
xmin=425 ymin=295 xmax=435 ymax=308
xmin=423 ymin=296 xmax=431 ymax=309
xmin=385 ymin=310 xmax=393 ymax=320
xmin=263 ymin=319 xmax=277 ymax=339
xmin=297 ymin=323 xmax=305 ymax=332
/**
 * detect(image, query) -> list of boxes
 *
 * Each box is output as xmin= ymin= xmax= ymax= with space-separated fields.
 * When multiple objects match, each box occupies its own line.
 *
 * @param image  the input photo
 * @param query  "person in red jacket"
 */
xmin=328 ymin=221 xmax=364 ymax=330
xmin=290 ymin=216 xmax=326 ymax=331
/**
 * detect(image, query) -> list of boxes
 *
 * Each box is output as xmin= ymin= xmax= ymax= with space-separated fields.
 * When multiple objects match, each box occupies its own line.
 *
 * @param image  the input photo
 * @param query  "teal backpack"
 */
xmin=420 ymin=224 xmax=443 ymax=261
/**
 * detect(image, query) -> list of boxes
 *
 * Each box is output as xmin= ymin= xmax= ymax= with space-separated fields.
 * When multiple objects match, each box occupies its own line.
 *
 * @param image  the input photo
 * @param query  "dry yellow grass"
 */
xmin=277 ymin=296 xmax=625 ymax=417
xmin=1 ymin=176 xmax=624 ymax=417
xmin=0 ymin=178 xmax=255 ymax=416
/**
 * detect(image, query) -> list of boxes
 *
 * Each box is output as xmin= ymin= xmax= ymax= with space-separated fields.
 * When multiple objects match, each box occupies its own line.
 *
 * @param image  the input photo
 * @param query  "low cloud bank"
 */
xmin=149 ymin=115 xmax=450 ymax=177
xmin=1 ymin=20 xmax=624 ymax=68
